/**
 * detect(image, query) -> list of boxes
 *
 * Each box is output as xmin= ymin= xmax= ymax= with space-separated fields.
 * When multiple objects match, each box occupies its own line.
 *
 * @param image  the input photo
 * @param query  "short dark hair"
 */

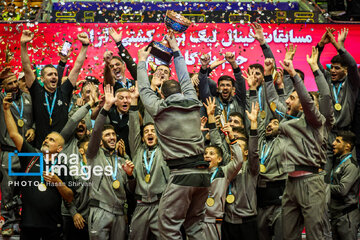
xmin=161 ymin=79 xmax=181 ymax=98
xmin=217 ymin=75 xmax=235 ymax=87
xmin=112 ymin=56 xmax=124 ymax=65
xmin=206 ymin=145 xmax=223 ymax=158
xmin=249 ymin=63 xmax=264 ymax=75
xmin=232 ymin=127 xmax=248 ymax=140
xmin=102 ymin=124 xmax=115 ymax=133
xmin=295 ymin=69 xmax=305 ymax=81
xmin=229 ymin=112 xmax=243 ymax=119
xmin=41 ymin=64 xmax=56 ymax=77
xmin=331 ymin=55 xmax=347 ymax=68
xmin=141 ymin=122 xmax=155 ymax=138
xmin=337 ymin=130 xmax=356 ymax=151
xmin=115 ymin=88 xmax=130 ymax=95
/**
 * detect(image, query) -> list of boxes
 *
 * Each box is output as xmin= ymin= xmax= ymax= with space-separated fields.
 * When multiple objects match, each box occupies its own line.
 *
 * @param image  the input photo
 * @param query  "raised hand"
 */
xmin=191 ymin=73 xmax=200 ymax=87
xmin=326 ymin=28 xmax=341 ymax=50
xmin=250 ymin=23 xmax=266 ymax=45
xmin=3 ymin=93 xmax=12 ymax=111
xmin=225 ymin=52 xmax=236 ymax=63
xmin=337 ymin=28 xmax=348 ymax=48
xmin=200 ymin=54 xmax=211 ymax=69
xmin=109 ymin=27 xmax=123 ymax=43
xmin=279 ymin=60 xmax=296 ymax=77
xmin=165 ymin=33 xmax=179 ymax=51
xmin=20 ymin=30 xmax=34 ymax=45
xmin=25 ymin=129 xmax=35 ymax=142
xmin=200 ymin=116 xmax=209 ymax=132
xmin=319 ymin=28 xmax=335 ymax=47
xmin=264 ymin=58 xmax=274 ymax=76
xmin=129 ymin=82 xmax=140 ymax=105
xmin=103 ymin=51 xmax=113 ymax=65
xmin=210 ymin=58 xmax=226 ymax=70
xmin=122 ymin=160 xmax=135 ymax=176
xmin=284 ymin=43 xmax=297 ymax=61
xmin=77 ymin=33 xmax=90 ymax=45
xmin=103 ymin=84 xmax=116 ymax=111
xmin=203 ymin=97 xmax=216 ymax=117
xmin=275 ymin=68 xmax=284 ymax=89
xmin=243 ymin=69 xmax=257 ymax=90
xmin=138 ymin=45 xmax=152 ymax=62
xmin=306 ymin=46 xmax=319 ymax=71
xmin=116 ymin=139 xmax=126 ymax=157
xmin=246 ymin=102 xmax=260 ymax=123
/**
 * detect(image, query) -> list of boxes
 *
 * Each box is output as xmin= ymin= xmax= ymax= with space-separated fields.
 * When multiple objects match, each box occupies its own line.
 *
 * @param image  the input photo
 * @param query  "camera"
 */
xmin=4 ymin=195 xmax=22 ymax=211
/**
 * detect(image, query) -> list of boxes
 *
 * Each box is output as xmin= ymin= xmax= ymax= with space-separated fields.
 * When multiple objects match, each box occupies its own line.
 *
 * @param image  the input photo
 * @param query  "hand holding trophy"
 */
xmin=149 ymin=10 xmax=191 ymax=65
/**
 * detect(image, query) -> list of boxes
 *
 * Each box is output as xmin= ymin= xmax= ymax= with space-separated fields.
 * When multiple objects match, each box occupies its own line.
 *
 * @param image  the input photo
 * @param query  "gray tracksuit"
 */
xmin=0 ymin=91 xmax=33 ymax=230
xmin=203 ymin=143 xmax=243 ymax=240
xmin=60 ymin=103 xmax=92 ymax=223
xmin=138 ymin=51 xmax=210 ymax=240
xmin=265 ymin=72 xmax=328 ymax=239
xmin=330 ymin=153 xmax=360 ymax=240
xmin=128 ymin=107 xmax=169 ymax=240
xmin=224 ymin=131 xmax=259 ymax=223
xmin=86 ymin=109 xmax=132 ymax=240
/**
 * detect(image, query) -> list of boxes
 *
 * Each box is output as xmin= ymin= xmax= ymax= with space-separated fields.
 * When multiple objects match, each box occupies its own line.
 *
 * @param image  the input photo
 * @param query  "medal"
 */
xmin=270 ymin=102 xmax=277 ymax=112
xmin=112 ymin=180 xmax=120 ymax=189
xmin=260 ymin=164 xmax=266 ymax=173
xmin=45 ymin=90 xmax=57 ymax=127
xmin=260 ymin=110 xmax=266 ymax=119
xmin=206 ymin=197 xmax=215 ymax=207
xmin=49 ymin=118 xmax=52 ymax=126
xmin=17 ymin=119 xmax=24 ymax=127
xmin=334 ymin=103 xmax=342 ymax=111
xmin=226 ymin=194 xmax=235 ymax=204
xmin=38 ymin=183 xmax=47 ymax=192
xmin=145 ymin=174 xmax=151 ymax=183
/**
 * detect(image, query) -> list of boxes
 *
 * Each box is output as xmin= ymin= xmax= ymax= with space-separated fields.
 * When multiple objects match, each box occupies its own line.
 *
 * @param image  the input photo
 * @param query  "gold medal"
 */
xmin=206 ymin=197 xmax=215 ymax=207
xmin=226 ymin=194 xmax=235 ymax=204
xmin=260 ymin=110 xmax=266 ymax=119
xmin=112 ymin=180 xmax=120 ymax=189
xmin=38 ymin=183 xmax=47 ymax=192
xmin=270 ymin=102 xmax=277 ymax=112
xmin=260 ymin=164 xmax=266 ymax=173
xmin=17 ymin=119 xmax=24 ymax=127
xmin=334 ymin=103 xmax=342 ymax=111
xmin=145 ymin=174 xmax=151 ymax=183
xmin=49 ymin=118 xmax=52 ymax=126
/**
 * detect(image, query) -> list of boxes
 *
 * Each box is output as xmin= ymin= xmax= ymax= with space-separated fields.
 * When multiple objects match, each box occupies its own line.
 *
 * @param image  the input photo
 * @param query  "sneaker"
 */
xmin=1 ymin=228 xmax=14 ymax=237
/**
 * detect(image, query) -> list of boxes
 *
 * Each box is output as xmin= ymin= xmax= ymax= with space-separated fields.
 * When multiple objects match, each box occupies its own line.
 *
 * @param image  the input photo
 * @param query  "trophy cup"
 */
xmin=149 ymin=10 xmax=192 ymax=65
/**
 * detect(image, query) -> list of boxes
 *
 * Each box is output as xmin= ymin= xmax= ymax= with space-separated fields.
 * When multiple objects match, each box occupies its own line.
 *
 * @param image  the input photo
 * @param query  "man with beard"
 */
xmin=199 ymin=52 xmax=246 ymax=124
xmin=127 ymin=83 xmax=170 ymax=240
xmin=20 ymin=29 xmax=90 ymax=149
xmin=330 ymin=131 xmax=360 ymax=240
xmin=86 ymin=84 xmax=135 ymax=240
xmin=256 ymin=117 xmax=287 ymax=240
xmin=264 ymin=58 xmax=327 ymax=239
xmin=3 ymin=93 xmax=74 ymax=240
xmin=0 ymin=68 xmax=34 ymax=237
xmin=137 ymin=34 xmax=210 ymax=239
xmin=108 ymin=88 xmax=132 ymax=157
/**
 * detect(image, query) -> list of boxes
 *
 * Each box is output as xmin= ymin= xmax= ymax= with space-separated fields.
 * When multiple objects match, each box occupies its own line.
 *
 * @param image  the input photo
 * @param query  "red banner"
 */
xmin=1 ymin=23 xmax=359 ymax=91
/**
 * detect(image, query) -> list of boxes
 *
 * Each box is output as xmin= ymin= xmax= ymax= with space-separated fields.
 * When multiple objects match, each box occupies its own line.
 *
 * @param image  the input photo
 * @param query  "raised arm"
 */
xmin=103 ymin=51 xmax=115 ymax=87
xmin=263 ymin=59 xmax=287 ymax=114
xmin=109 ymin=27 xmax=137 ymax=80
xmin=316 ymin=28 xmax=336 ymax=75
xmin=68 ymin=33 xmax=90 ymax=87
xmin=281 ymin=60 xmax=324 ymax=128
xmin=86 ymin=85 xmax=116 ymax=160
xmin=226 ymin=52 xmax=246 ymax=111
xmin=307 ymin=46 xmax=334 ymax=128
xmin=198 ymin=54 xmax=213 ymax=102
xmin=20 ymin=30 xmax=36 ymax=88
xmin=57 ymin=43 xmax=72 ymax=86
xmin=165 ymin=34 xmax=196 ymax=99
xmin=128 ymin=83 xmax=142 ymax=159
xmin=250 ymin=23 xmax=275 ymax=61
xmin=223 ymin=142 xmax=243 ymax=182
xmin=3 ymin=94 xmax=23 ymax=151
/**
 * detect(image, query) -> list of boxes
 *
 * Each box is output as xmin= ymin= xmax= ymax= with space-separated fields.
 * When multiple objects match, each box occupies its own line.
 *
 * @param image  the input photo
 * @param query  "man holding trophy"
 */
xmin=137 ymin=11 xmax=210 ymax=240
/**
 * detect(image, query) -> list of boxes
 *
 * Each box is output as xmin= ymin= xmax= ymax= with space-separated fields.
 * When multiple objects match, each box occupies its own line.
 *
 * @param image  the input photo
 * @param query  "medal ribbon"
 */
xmin=228 ymin=183 xmax=233 ymax=195
xmin=273 ymin=107 xmax=299 ymax=120
xmin=218 ymin=98 xmax=230 ymax=121
xmin=143 ymin=149 xmax=157 ymax=175
xmin=331 ymin=154 xmax=352 ymax=183
xmin=89 ymin=109 xmax=95 ymax=129
xmin=332 ymin=82 xmax=343 ymax=104
xmin=41 ymin=158 xmax=58 ymax=184
xmin=105 ymin=154 xmax=118 ymax=181
xmin=80 ymin=161 xmax=88 ymax=178
xmin=260 ymin=140 xmax=275 ymax=165
xmin=210 ymin=167 xmax=219 ymax=183
xmin=68 ymin=102 xmax=73 ymax=113
xmin=258 ymin=86 xmax=263 ymax=111
xmin=12 ymin=95 xmax=24 ymax=120
xmin=45 ymin=90 xmax=58 ymax=121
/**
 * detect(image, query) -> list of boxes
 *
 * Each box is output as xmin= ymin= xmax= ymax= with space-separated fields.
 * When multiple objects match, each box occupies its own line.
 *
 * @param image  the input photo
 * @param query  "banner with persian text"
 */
xmin=0 ymin=23 xmax=359 ymax=91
